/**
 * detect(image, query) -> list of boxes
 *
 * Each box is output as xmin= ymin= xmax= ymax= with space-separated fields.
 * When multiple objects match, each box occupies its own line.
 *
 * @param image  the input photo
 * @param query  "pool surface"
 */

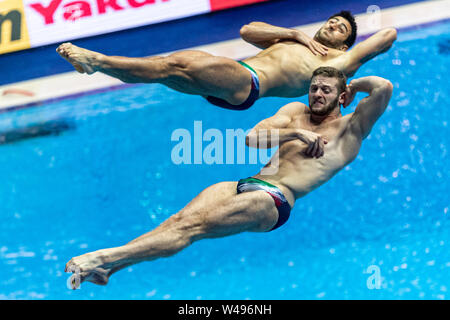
xmin=0 ymin=21 xmax=449 ymax=300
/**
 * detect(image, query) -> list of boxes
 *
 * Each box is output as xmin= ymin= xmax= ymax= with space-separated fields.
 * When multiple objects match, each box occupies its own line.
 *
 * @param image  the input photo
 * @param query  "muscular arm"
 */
xmin=344 ymin=28 xmax=397 ymax=77
xmin=246 ymin=102 xmax=328 ymax=158
xmin=240 ymin=22 xmax=328 ymax=55
xmin=239 ymin=22 xmax=298 ymax=49
xmin=348 ymin=76 xmax=394 ymax=140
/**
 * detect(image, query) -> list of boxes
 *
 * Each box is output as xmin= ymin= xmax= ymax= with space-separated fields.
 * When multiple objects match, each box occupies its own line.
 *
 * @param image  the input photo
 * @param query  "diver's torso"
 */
xmin=253 ymin=104 xmax=360 ymax=205
xmin=243 ymin=41 xmax=347 ymax=98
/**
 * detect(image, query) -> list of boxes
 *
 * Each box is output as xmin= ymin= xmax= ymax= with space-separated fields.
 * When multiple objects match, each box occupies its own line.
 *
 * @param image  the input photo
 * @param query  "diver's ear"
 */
xmin=338 ymin=91 xmax=346 ymax=106
xmin=340 ymin=44 xmax=349 ymax=51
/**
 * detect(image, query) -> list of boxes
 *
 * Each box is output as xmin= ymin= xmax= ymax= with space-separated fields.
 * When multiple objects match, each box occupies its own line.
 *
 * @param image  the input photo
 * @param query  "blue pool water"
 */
xmin=0 ymin=21 xmax=449 ymax=300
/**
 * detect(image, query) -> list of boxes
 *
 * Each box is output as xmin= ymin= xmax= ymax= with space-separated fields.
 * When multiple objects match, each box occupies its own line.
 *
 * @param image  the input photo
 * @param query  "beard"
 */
xmin=310 ymin=96 xmax=340 ymax=116
xmin=314 ymin=28 xmax=338 ymax=49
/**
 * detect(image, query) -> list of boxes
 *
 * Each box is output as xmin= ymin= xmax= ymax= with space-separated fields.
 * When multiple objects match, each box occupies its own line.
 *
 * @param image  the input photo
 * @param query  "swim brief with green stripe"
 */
xmin=237 ymin=177 xmax=291 ymax=231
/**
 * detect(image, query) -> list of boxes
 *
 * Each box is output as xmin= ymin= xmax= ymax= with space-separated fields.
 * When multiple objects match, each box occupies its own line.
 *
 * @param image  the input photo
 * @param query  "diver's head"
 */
xmin=308 ymin=66 xmax=347 ymax=117
xmin=314 ymin=11 xmax=357 ymax=51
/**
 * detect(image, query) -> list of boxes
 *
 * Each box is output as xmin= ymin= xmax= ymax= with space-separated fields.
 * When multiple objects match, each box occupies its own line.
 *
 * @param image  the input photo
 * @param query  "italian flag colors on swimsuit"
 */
xmin=236 ymin=177 xmax=291 ymax=231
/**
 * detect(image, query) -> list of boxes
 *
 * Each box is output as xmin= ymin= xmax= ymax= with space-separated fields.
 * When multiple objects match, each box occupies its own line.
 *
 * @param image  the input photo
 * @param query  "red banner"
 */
xmin=209 ymin=0 xmax=269 ymax=11
xmin=2 ymin=0 xmax=272 ymax=54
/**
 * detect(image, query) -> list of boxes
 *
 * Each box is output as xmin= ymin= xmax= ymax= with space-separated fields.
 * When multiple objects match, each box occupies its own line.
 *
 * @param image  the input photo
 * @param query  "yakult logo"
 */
xmin=28 ymin=0 xmax=171 ymax=24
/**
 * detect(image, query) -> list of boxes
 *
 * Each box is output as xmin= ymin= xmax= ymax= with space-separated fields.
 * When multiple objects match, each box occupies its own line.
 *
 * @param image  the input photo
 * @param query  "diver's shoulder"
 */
xmin=277 ymin=101 xmax=308 ymax=116
xmin=283 ymin=101 xmax=308 ymax=110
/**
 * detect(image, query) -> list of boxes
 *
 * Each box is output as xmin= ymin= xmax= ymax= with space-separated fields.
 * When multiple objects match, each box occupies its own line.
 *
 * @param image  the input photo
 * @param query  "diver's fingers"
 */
xmin=311 ymin=42 xmax=323 ymax=56
xmin=307 ymin=43 xmax=318 ymax=55
xmin=312 ymin=138 xmax=320 ymax=157
xmin=319 ymin=43 xmax=329 ymax=55
xmin=305 ymin=140 xmax=315 ymax=156
xmin=314 ymin=139 xmax=321 ymax=158
xmin=308 ymin=138 xmax=318 ymax=158
xmin=311 ymin=41 xmax=328 ymax=56
xmin=316 ymin=138 xmax=324 ymax=158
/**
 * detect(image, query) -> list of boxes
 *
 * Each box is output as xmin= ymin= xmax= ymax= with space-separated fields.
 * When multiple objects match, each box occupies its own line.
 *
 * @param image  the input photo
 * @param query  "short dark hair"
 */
xmin=328 ymin=10 xmax=357 ymax=48
xmin=311 ymin=66 xmax=347 ymax=93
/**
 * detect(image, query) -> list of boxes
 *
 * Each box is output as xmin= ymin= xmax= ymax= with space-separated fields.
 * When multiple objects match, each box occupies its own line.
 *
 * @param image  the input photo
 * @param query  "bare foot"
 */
xmin=56 ymin=43 xmax=101 ymax=75
xmin=65 ymin=250 xmax=113 ymax=288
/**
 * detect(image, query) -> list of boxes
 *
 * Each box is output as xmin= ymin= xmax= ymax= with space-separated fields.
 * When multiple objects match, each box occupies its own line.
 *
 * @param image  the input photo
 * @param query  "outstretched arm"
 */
xmin=240 ymin=22 xmax=328 ymax=55
xmin=344 ymin=28 xmax=397 ymax=77
xmin=346 ymin=76 xmax=393 ymax=140
xmin=246 ymin=102 xmax=328 ymax=158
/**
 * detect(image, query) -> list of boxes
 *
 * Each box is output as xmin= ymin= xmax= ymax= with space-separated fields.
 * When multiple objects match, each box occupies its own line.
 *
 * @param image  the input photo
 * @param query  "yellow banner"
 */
xmin=0 ymin=0 xmax=30 ymax=54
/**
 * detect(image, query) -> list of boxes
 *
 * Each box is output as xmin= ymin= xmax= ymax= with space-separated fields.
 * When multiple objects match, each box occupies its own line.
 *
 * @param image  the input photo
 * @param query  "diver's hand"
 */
xmin=343 ymin=82 xmax=357 ymax=108
xmin=297 ymin=129 xmax=328 ymax=158
xmin=295 ymin=31 xmax=328 ymax=56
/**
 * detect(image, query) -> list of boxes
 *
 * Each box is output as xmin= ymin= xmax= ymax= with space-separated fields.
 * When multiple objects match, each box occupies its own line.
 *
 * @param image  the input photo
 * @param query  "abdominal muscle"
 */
xmin=243 ymin=41 xmax=345 ymax=98
xmin=253 ymin=140 xmax=343 ymax=207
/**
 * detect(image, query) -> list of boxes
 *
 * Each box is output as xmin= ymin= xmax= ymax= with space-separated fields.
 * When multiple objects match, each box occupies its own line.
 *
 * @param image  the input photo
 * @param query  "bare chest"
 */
xmin=289 ymin=115 xmax=350 ymax=142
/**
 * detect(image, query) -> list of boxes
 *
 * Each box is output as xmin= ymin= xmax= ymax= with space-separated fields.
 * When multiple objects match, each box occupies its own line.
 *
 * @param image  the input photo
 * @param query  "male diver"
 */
xmin=57 ymin=11 xmax=396 ymax=110
xmin=65 ymin=67 xmax=393 ymax=287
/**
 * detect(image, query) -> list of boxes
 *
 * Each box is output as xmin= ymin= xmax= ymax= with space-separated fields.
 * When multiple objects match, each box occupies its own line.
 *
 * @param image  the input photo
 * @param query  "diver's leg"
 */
xmin=56 ymin=43 xmax=253 ymax=104
xmin=65 ymin=181 xmax=278 ymax=287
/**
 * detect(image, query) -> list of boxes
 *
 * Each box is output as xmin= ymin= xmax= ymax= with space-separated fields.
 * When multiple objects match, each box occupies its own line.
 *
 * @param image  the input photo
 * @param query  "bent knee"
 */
xmin=164 ymin=53 xmax=207 ymax=74
xmin=165 ymin=55 xmax=189 ymax=70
